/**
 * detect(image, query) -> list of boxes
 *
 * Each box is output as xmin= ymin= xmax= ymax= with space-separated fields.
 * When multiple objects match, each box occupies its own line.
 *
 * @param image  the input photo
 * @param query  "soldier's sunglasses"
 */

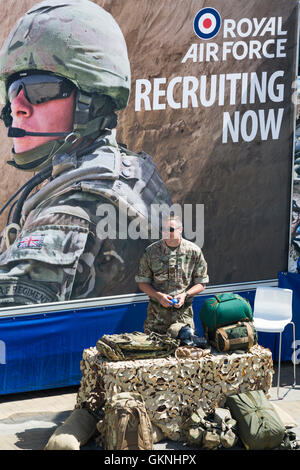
xmin=7 ymin=73 xmax=75 ymax=105
xmin=163 ymin=226 xmax=182 ymax=232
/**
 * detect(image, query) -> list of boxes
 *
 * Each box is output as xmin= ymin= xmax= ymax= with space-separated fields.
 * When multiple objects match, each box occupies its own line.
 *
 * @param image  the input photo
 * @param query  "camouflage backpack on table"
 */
xmin=97 ymin=392 xmax=153 ymax=450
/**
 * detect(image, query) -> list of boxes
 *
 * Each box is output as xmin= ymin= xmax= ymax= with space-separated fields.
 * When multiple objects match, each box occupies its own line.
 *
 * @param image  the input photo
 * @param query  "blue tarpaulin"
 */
xmin=276 ymin=271 xmax=300 ymax=361
xmin=0 ymin=302 xmax=147 ymax=395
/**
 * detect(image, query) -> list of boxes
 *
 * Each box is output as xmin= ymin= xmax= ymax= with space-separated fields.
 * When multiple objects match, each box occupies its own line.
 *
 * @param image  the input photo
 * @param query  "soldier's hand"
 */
xmin=157 ymin=292 xmax=173 ymax=308
xmin=174 ymin=293 xmax=186 ymax=308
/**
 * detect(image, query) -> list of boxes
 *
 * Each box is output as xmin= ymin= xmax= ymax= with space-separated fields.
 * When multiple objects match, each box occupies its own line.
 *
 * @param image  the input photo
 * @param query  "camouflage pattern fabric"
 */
xmin=182 ymin=406 xmax=238 ymax=449
xmin=0 ymin=135 xmax=172 ymax=306
xmin=0 ymin=0 xmax=132 ymax=172
xmin=97 ymin=392 xmax=153 ymax=450
xmin=0 ymin=1 xmax=172 ymax=306
xmin=135 ymin=238 xmax=209 ymax=334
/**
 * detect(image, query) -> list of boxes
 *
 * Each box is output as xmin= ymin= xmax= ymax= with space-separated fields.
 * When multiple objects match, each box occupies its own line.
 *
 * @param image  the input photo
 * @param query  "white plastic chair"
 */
xmin=253 ymin=286 xmax=296 ymax=399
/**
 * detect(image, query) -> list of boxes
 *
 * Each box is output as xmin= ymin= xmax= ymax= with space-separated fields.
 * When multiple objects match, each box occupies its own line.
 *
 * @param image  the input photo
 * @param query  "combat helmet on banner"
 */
xmin=0 ymin=0 xmax=172 ymax=304
xmin=0 ymin=0 xmax=131 ymax=171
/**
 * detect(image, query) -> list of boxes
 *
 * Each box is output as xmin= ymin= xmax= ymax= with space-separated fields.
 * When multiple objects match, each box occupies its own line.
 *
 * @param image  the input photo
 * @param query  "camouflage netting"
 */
xmin=76 ymin=344 xmax=274 ymax=441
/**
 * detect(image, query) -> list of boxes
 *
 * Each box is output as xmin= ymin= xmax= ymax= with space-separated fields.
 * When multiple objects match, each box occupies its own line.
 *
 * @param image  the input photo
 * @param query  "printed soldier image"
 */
xmin=0 ymin=0 xmax=172 ymax=306
xmin=136 ymin=215 xmax=209 ymax=335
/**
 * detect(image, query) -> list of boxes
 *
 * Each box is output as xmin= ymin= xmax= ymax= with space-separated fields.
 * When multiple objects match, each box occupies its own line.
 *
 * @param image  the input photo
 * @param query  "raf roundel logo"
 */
xmin=193 ymin=7 xmax=221 ymax=40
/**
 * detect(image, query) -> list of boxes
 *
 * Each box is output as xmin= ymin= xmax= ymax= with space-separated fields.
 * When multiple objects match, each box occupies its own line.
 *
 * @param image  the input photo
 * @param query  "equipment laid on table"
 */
xmin=200 ymin=293 xmax=253 ymax=331
xmin=96 ymin=331 xmax=179 ymax=361
xmin=207 ymin=321 xmax=257 ymax=352
xmin=200 ymin=293 xmax=257 ymax=352
xmin=176 ymin=324 xmax=210 ymax=348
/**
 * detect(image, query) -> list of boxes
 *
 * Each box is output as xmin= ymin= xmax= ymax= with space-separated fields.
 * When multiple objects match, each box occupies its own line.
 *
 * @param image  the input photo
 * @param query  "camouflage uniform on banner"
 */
xmin=0 ymin=0 xmax=172 ymax=306
xmin=135 ymin=238 xmax=209 ymax=334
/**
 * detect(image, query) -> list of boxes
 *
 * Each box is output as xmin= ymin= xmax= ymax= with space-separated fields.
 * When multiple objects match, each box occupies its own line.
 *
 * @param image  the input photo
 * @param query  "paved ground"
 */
xmin=0 ymin=362 xmax=299 ymax=451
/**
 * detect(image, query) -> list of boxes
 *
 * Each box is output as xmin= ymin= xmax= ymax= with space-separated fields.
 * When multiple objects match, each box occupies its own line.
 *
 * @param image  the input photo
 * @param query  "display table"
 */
xmin=76 ymin=345 xmax=273 ymax=441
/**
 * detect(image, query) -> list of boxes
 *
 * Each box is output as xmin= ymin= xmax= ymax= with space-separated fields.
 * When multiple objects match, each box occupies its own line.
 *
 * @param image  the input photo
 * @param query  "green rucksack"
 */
xmin=226 ymin=390 xmax=286 ymax=450
xmin=207 ymin=321 xmax=258 ymax=352
xmin=97 ymin=392 xmax=153 ymax=450
xmin=199 ymin=293 xmax=253 ymax=333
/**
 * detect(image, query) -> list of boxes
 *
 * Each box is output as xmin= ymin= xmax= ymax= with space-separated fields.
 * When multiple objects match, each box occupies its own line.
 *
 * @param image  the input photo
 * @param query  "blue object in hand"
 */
xmin=171 ymin=298 xmax=179 ymax=305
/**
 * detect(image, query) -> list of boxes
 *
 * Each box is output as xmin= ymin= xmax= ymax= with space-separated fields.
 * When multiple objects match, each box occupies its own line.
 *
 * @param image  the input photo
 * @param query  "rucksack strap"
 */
xmin=136 ymin=406 xmax=153 ymax=450
xmin=245 ymin=322 xmax=254 ymax=348
xmin=214 ymin=293 xmax=236 ymax=303
xmin=116 ymin=404 xmax=153 ymax=450
xmin=116 ymin=409 xmax=131 ymax=450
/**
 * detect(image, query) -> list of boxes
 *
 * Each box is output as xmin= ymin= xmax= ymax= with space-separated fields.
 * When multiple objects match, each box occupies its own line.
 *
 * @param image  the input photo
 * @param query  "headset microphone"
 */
xmin=8 ymin=127 xmax=70 ymax=138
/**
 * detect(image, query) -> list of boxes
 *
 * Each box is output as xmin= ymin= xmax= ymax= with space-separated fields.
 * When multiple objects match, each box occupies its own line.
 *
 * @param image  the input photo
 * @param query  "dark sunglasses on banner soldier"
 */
xmin=3 ymin=72 xmax=76 ymax=138
xmin=7 ymin=72 xmax=75 ymax=105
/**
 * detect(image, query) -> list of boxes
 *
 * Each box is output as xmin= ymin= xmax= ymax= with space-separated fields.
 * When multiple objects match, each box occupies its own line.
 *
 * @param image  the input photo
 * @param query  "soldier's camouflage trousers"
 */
xmin=144 ymin=300 xmax=195 ymax=335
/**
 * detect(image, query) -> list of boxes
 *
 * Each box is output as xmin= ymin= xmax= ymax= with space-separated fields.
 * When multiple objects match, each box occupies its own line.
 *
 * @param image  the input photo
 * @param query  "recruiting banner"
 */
xmin=0 ymin=0 xmax=297 ymax=308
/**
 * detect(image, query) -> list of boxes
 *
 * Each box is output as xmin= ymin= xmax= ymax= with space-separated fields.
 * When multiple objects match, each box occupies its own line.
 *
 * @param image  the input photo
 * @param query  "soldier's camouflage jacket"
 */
xmin=135 ymin=237 xmax=209 ymax=334
xmin=0 ymin=134 xmax=172 ymax=306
